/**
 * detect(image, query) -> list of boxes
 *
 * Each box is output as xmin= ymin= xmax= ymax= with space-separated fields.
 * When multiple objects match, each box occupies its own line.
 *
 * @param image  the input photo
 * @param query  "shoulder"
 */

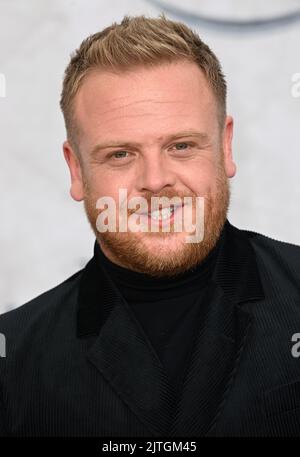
xmin=0 ymin=268 xmax=84 ymax=349
xmin=241 ymin=225 xmax=300 ymax=272
xmin=235 ymin=225 xmax=300 ymax=298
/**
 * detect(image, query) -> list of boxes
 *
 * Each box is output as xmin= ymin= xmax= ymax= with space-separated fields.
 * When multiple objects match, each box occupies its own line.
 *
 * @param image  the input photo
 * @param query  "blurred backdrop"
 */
xmin=0 ymin=0 xmax=300 ymax=313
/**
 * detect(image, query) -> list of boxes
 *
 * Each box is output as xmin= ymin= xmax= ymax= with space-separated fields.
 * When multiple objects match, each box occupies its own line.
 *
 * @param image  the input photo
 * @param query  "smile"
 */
xmin=147 ymin=207 xmax=175 ymax=221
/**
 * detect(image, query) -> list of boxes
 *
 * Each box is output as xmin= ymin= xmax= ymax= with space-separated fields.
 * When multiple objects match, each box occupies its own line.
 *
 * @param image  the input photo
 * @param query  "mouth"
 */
xmin=138 ymin=204 xmax=184 ymax=228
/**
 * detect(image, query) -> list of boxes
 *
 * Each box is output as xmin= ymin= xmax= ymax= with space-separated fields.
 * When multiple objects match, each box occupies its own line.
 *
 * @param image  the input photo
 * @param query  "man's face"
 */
xmin=63 ymin=60 xmax=236 ymax=276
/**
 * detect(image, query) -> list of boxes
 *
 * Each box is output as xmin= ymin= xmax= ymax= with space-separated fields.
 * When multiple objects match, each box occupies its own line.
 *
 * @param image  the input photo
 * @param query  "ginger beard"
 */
xmin=83 ymin=156 xmax=230 ymax=277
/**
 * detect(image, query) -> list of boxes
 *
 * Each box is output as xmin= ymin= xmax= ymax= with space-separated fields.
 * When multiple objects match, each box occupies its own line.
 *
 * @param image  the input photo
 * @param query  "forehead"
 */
xmin=74 ymin=60 xmax=218 ymax=143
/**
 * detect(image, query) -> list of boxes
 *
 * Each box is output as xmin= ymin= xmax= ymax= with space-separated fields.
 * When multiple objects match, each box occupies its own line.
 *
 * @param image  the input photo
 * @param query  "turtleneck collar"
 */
xmin=94 ymin=221 xmax=227 ymax=302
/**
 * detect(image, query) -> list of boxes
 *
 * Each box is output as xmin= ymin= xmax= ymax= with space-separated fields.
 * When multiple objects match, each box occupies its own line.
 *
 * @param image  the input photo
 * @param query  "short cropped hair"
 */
xmin=60 ymin=13 xmax=227 ymax=153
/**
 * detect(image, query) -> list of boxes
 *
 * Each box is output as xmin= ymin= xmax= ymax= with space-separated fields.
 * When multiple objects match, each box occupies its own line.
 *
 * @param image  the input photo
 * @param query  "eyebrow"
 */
xmin=89 ymin=130 xmax=210 ymax=156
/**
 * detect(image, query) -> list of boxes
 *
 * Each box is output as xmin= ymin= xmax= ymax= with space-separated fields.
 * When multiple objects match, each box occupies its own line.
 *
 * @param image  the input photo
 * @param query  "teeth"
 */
xmin=149 ymin=207 xmax=174 ymax=220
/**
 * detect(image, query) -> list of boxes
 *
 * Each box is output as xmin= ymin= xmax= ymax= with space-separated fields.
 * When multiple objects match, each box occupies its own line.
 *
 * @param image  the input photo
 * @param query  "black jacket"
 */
xmin=1 ymin=219 xmax=300 ymax=437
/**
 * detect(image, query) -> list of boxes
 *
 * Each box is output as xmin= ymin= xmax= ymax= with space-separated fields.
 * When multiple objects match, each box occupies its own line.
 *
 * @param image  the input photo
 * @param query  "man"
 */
xmin=1 ymin=14 xmax=300 ymax=437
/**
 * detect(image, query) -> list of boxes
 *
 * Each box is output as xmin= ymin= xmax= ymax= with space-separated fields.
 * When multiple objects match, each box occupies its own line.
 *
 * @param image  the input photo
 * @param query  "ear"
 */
xmin=222 ymin=115 xmax=236 ymax=178
xmin=63 ymin=141 xmax=84 ymax=201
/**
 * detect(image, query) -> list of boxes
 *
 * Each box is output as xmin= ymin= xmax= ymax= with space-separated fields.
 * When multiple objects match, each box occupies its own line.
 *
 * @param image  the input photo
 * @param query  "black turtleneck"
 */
xmin=94 ymin=226 xmax=225 ymax=397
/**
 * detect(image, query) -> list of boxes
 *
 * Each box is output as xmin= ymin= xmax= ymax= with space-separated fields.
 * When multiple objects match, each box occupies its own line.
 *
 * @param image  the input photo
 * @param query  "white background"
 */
xmin=0 ymin=0 xmax=299 ymax=313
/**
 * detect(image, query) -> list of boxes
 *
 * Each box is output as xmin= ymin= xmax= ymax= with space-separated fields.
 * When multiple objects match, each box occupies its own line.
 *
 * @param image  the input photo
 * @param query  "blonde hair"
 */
xmin=60 ymin=13 xmax=227 ymax=153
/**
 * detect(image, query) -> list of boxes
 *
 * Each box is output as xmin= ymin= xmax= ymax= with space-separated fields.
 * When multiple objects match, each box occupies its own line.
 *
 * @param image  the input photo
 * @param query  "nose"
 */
xmin=136 ymin=151 xmax=177 ymax=194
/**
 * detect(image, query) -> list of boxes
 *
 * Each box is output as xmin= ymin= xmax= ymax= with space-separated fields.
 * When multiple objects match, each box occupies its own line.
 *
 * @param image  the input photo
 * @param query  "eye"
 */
xmin=172 ymin=142 xmax=194 ymax=151
xmin=109 ymin=150 xmax=129 ymax=159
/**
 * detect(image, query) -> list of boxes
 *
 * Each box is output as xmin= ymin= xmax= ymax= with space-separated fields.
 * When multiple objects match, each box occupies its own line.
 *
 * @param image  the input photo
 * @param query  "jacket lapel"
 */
xmin=76 ymin=220 xmax=265 ymax=436
xmin=77 ymin=255 xmax=177 ymax=436
xmin=169 ymin=221 xmax=265 ymax=436
xmin=169 ymin=280 xmax=254 ymax=436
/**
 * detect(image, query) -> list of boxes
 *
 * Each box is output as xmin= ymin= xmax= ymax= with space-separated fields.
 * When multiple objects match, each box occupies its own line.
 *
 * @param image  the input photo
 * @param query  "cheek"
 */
xmin=88 ymin=165 xmax=134 ymax=194
xmin=83 ymin=167 xmax=115 ymax=198
xmin=179 ymin=161 xmax=218 ymax=194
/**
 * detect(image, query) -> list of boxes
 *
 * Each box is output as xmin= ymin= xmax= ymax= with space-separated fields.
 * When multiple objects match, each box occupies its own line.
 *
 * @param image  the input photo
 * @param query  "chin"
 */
xmin=141 ymin=231 xmax=189 ymax=250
